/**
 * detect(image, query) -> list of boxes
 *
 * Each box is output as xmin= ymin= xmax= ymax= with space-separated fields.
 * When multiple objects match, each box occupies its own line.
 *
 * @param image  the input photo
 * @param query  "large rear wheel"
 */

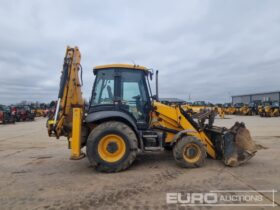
xmin=173 ymin=136 xmax=206 ymax=168
xmin=86 ymin=121 xmax=138 ymax=172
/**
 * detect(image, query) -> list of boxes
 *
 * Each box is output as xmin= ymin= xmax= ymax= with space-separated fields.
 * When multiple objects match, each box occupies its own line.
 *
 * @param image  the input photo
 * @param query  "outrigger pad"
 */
xmin=223 ymin=122 xmax=257 ymax=167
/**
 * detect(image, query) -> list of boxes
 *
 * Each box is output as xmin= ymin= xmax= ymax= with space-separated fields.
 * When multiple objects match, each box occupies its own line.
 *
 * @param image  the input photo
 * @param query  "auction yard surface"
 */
xmin=0 ymin=116 xmax=279 ymax=210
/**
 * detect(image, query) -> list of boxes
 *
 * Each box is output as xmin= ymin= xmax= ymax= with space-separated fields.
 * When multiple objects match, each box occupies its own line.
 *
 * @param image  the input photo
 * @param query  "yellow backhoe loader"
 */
xmin=233 ymin=103 xmax=244 ymax=115
xmin=214 ymin=104 xmax=225 ymax=119
xmin=190 ymin=101 xmax=209 ymax=113
xmin=259 ymin=101 xmax=280 ymax=117
xmin=181 ymin=103 xmax=193 ymax=114
xmin=47 ymin=47 xmax=256 ymax=172
xmin=247 ymin=101 xmax=260 ymax=116
xmin=183 ymin=101 xmax=222 ymax=118
xmin=223 ymin=103 xmax=236 ymax=115
xmin=239 ymin=104 xmax=250 ymax=115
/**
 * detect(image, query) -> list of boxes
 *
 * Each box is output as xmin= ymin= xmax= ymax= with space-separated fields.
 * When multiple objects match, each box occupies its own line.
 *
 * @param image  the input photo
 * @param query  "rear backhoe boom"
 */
xmin=48 ymin=47 xmax=85 ymax=159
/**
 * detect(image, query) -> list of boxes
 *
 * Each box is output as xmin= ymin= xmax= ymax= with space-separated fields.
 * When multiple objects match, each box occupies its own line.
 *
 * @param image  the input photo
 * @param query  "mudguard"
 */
xmin=85 ymin=111 xmax=139 ymax=133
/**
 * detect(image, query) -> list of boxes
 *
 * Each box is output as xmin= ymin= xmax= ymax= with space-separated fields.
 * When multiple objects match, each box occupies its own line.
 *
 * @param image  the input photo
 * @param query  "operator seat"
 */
xmin=107 ymin=85 xmax=113 ymax=100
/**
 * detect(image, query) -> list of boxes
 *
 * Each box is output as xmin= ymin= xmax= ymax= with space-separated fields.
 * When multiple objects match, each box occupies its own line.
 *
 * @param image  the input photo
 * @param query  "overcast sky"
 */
xmin=0 ymin=0 xmax=280 ymax=105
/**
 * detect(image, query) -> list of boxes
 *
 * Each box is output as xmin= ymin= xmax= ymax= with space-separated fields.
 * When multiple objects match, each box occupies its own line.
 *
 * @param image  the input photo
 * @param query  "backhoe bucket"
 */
xmin=222 ymin=122 xmax=257 ymax=167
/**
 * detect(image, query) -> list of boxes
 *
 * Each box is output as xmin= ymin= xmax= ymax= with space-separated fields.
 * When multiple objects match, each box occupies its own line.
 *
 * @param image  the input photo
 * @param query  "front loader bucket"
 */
xmin=205 ymin=122 xmax=257 ymax=167
xmin=223 ymin=122 xmax=257 ymax=167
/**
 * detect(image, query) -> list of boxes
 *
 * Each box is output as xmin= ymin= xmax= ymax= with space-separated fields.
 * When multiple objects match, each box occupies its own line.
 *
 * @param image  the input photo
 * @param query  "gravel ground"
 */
xmin=0 ymin=116 xmax=279 ymax=210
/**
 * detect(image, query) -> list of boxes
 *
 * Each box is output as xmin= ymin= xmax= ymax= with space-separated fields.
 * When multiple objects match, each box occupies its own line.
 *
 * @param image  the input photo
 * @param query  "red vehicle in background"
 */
xmin=10 ymin=106 xmax=17 ymax=116
xmin=14 ymin=105 xmax=35 ymax=121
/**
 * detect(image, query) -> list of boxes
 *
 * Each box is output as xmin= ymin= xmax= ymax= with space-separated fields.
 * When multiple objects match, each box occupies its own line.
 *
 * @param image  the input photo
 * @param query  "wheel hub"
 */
xmin=98 ymin=134 xmax=126 ymax=163
xmin=183 ymin=143 xmax=201 ymax=163
xmin=185 ymin=147 xmax=198 ymax=158
xmin=107 ymin=142 xmax=118 ymax=153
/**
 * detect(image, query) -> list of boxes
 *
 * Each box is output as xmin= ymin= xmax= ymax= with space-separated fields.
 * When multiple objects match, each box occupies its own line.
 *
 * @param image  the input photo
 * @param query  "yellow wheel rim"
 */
xmin=98 ymin=134 xmax=126 ymax=163
xmin=183 ymin=143 xmax=201 ymax=163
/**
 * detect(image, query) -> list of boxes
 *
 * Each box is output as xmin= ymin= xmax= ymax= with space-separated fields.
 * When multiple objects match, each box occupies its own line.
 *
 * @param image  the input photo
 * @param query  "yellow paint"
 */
xmin=71 ymin=108 xmax=82 ymax=159
xmin=165 ymin=132 xmax=175 ymax=143
xmin=215 ymin=107 xmax=225 ymax=118
xmin=151 ymin=101 xmax=216 ymax=159
xmin=55 ymin=46 xmax=84 ymax=138
xmin=94 ymin=63 xmax=148 ymax=71
xmin=240 ymin=105 xmax=250 ymax=115
xmin=48 ymin=120 xmax=56 ymax=125
xmin=35 ymin=109 xmax=44 ymax=117
xmin=98 ymin=134 xmax=126 ymax=163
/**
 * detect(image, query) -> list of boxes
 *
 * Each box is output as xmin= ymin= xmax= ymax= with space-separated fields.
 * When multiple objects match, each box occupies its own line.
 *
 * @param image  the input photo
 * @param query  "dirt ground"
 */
xmin=0 ymin=116 xmax=279 ymax=210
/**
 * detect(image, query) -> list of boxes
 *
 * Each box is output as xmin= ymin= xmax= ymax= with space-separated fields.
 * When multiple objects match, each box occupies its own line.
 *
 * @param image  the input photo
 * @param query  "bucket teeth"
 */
xmin=225 ymin=156 xmax=239 ymax=167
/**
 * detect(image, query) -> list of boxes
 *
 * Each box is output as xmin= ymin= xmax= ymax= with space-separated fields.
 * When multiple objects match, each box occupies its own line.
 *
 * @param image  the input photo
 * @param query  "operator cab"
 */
xmin=89 ymin=64 xmax=152 ymax=128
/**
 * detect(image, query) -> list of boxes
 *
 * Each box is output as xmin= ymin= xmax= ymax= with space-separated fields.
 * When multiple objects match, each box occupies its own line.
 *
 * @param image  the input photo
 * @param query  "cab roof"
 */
xmin=94 ymin=64 xmax=148 ymax=72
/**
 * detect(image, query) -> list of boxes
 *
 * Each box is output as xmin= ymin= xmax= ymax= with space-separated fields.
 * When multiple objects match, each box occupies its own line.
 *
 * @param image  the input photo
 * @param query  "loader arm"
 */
xmin=151 ymin=101 xmax=257 ymax=166
xmin=48 ymin=47 xmax=84 ymax=139
xmin=151 ymin=101 xmax=217 ymax=158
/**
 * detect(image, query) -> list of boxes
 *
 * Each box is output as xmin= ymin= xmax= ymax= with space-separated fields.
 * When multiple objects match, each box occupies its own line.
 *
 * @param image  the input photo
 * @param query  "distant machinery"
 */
xmin=232 ymin=91 xmax=280 ymax=105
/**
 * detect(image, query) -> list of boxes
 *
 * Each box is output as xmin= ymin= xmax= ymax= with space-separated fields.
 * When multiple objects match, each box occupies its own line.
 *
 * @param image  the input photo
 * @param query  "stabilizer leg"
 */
xmin=70 ymin=108 xmax=85 ymax=160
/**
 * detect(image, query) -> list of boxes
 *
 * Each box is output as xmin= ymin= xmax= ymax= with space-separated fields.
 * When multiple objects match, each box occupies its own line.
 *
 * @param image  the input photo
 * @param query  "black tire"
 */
xmin=86 ymin=121 xmax=138 ymax=173
xmin=173 ymin=136 xmax=206 ymax=168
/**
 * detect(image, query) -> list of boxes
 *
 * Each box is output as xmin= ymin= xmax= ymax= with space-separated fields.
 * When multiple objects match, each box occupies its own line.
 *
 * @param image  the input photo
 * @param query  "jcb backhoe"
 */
xmin=259 ymin=101 xmax=280 ymax=117
xmin=233 ymin=103 xmax=244 ymax=115
xmin=214 ymin=104 xmax=225 ymax=119
xmin=47 ymin=47 xmax=256 ymax=172
xmin=239 ymin=104 xmax=250 ymax=115
xmin=223 ymin=103 xmax=236 ymax=115
xmin=190 ymin=101 xmax=209 ymax=114
xmin=247 ymin=101 xmax=260 ymax=116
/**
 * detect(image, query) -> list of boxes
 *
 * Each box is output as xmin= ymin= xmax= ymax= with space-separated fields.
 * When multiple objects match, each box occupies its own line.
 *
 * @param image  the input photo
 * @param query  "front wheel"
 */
xmin=86 ymin=121 xmax=138 ymax=172
xmin=173 ymin=136 xmax=206 ymax=168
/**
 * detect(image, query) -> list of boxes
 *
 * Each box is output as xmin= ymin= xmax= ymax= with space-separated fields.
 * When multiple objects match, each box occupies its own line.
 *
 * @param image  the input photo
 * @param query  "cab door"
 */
xmin=118 ymin=69 xmax=151 ymax=126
